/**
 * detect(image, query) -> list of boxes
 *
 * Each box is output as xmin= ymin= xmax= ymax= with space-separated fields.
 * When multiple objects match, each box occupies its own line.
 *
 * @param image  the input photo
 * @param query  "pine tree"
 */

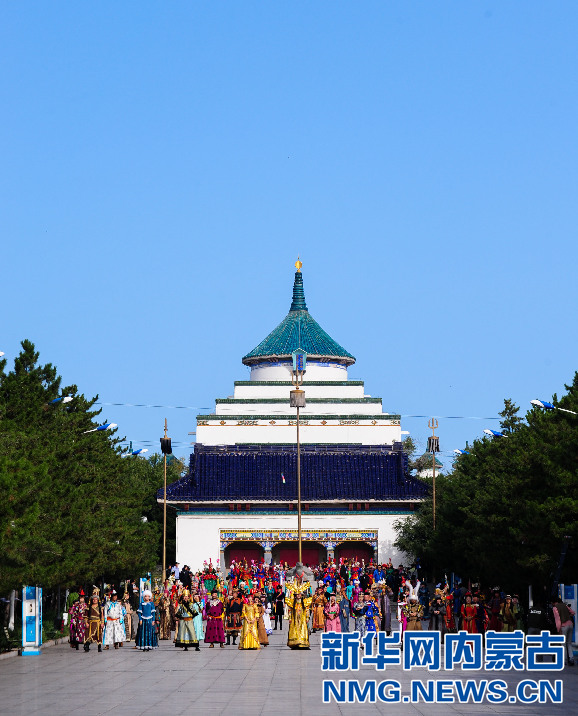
xmin=499 ymin=398 xmax=524 ymax=434
xmin=395 ymin=381 xmax=578 ymax=591
xmin=0 ymin=340 xmax=165 ymax=594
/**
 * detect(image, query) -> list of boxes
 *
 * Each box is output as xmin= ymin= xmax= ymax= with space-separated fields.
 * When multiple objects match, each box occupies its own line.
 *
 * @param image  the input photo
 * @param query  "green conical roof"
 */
xmin=242 ymin=269 xmax=355 ymax=366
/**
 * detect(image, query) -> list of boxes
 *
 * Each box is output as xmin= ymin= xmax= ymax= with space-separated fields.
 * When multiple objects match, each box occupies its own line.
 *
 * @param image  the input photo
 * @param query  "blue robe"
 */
xmin=365 ymin=602 xmax=378 ymax=633
xmin=339 ymin=598 xmax=350 ymax=633
xmin=192 ymin=601 xmax=205 ymax=641
xmin=136 ymin=601 xmax=158 ymax=650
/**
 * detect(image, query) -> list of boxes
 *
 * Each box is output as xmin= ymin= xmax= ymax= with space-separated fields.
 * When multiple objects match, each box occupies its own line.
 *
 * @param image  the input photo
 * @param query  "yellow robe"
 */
xmin=238 ymin=604 xmax=261 ymax=650
xmin=286 ymin=580 xmax=313 ymax=649
xmin=312 ymin=593 xmax=327 ymax=630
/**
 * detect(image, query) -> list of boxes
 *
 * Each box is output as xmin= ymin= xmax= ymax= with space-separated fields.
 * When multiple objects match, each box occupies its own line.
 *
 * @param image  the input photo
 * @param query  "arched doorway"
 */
xmin=334 ymin=541 xmax=374 ymax=563
xmin=224 ymin=541 xmax=264 ymax=569
xmin=272 ymin=541 xmax=325 ymax=567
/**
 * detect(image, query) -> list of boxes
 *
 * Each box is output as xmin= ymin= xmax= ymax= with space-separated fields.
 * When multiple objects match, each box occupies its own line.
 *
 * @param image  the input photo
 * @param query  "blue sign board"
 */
xmin=22 ymin=586 xmax=42 ymax=656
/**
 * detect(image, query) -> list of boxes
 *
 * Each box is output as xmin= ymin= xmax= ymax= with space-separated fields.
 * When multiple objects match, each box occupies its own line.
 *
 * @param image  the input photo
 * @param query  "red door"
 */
xmin=225 ymin=542 xmax=264 ymax=567
xmin=277 ymin=542 xmax=322 ymax=567
xmin=335 ymin=541 xmax=374 ymax=562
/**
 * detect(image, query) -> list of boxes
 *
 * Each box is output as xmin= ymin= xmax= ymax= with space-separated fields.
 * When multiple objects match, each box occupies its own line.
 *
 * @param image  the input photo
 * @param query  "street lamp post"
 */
xmin=483 ymin=429 xmax=507 ymax=438
xmin=531 ymin=399 xmax=578 ymax=416
xmin=290 ymin=349 xmax=306 ymax=563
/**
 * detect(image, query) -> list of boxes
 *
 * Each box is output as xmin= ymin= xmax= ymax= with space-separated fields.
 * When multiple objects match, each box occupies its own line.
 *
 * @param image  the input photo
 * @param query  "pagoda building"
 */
xmin=162 ymin=262 xmax=428 ymax=569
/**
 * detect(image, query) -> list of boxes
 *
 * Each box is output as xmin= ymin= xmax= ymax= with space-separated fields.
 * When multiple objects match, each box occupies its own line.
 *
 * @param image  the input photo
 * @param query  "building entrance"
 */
xmin=334 ymin=540 xmax=374 ymax=563
xmin=272 ymin=541 xmax=325 ymax=567
xmin=224 ymin=541 xmax=264 ymax=568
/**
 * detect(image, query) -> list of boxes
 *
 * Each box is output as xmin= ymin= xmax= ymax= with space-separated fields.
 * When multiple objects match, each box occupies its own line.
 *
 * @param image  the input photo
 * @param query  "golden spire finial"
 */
xmin=295 ymin=255 xmax=302 ymax=272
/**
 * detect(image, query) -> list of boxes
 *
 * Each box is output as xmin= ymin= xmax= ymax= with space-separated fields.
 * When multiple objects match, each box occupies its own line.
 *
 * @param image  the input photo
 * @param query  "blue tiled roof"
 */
xmin=242 ymin=271 xmax=355 ymax=366
xmin=160 ymin=444 xmax=428 ymax=502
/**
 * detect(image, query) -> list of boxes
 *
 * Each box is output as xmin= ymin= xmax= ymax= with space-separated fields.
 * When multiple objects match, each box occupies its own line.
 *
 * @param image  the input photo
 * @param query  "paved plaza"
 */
xmin=1 ymin=628 xmax=578 ymax=716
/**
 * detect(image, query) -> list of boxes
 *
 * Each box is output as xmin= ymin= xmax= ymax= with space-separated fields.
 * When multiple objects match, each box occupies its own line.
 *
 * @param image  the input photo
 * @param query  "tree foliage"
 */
xmin=0 ymin=340 xmax=183 ymax=594
xmin=395 ymin=391 xmax=578 ymax=592
xmin=402 ymin=435 xmax=441 ymax=475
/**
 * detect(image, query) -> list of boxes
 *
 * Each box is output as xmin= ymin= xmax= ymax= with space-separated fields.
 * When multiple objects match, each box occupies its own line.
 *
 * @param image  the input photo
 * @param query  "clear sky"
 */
xmin=2 ymin=2 xmax=577 ymax=466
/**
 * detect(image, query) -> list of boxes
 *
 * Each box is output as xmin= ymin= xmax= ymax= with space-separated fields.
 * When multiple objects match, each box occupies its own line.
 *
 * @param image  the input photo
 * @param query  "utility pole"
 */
xmin=427 ymin=418 xmax=440 ymax=530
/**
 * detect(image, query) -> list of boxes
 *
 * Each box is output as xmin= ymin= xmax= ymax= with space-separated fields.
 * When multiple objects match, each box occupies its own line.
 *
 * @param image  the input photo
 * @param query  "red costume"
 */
xmin=460 ymin=602 xmax=478 ymax=634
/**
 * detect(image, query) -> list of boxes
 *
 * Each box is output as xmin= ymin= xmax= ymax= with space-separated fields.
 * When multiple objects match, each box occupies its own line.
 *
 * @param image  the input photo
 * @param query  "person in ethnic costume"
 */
xmin=512 ymin=594 xmax=525 ymax=632
xmin=122 ymin=591 xmax=133 ymax=642
xmin=473 ymin=593 xmax=489 ymax=634
xmin=85 ymin=591 xmax=103 ymax=652
xmin=152 ymin=587 xmax=162 ymax=616
xmin=378 ymin=586 xmax=391 ymax=635
xmin=136 ymin=590 xmax=158 ymax=651
xmin=311 ymin=587 xmax=327 ymax=632
xmin=225 ymin=591 xmax=243 ymax=646
xmin=191 ymin=593 xmax=205 ymax=642
xmin=175 ymin=591 xmax=201 ymax=652
xmin=285 ymin=563 xmax=313 ymax=649
xmin=443 ymin=594 xmax=457 ymax=634
xmin=352 ymin=580 xmax=362 ymax=606
xmin=352 ymin=593 xmax=368 ymax=638
xmin=273 ymin=585 xmax=285 ymax=630
xmin=102 ymin=591 xmax=126 ymax=649
xmin=499 ymin=595 xmax=518 ymax=632
xmin=428 ymin=594 xmax=446 ymax=636
xmin=238 ymin=595 xmax=260 ymax=650
xmin=488 ymin=588 xmax=503 ymax=632
xmin=69 ymin=591 xmax=88 ymax=651
xmin=128 ymin=581 xmax=140 ymax=639
xmin=158 ymin=591 xmax=172 ymax=640
xmin=418 ymin=581 xmax=430 ymax=618
xmin=402 ymin=595 xmax=424 ymax=631
xmin=365 ymin=594 xmax=380 ymax=637
xmin=265 ymin=578 xmax=275 ymax=606
xmin=257 ymin=599 xmax=269 ymax=646
xmin=461 ymin=593 xmax=478 ymax=634
xmin=324 ymin=594 xmax=341 ymax=632
xmin=204 ymin=591 xmax=225 ymax=648
xmin=261 ymin=596 xmax=273 ymax=636
xmin=397 ymin=586 xmax=409 ymax=627
xmin=338 ymin=594 xmax=351 ymax=632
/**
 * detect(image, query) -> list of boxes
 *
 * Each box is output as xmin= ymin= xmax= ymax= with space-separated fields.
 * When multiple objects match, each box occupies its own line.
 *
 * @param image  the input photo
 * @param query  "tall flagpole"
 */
xmin=160 ymin=419 xmax=171 ymax=584
xmin=427 ymin=418 xmax=439 ymax=530
xmin=296 ymin=403 xmax=302 ymax=562
xmin=163 ymin=418 xmax=167 ymax=583
xmin=290 ymin=258 xmax=306 ymax=565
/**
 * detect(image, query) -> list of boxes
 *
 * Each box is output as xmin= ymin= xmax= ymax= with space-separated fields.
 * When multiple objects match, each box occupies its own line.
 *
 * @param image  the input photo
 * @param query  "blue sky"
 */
xmin=1 ymin=2 xmax=577 ymax=465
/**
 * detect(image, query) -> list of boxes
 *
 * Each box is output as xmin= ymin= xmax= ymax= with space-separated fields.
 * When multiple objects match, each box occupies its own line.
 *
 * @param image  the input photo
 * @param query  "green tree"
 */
xmin=0 ymin=340 xmax=166 ymax=594
xmin=499 ymin=398 xmax=523 ymax=434
xmin=395 ymin=376 xmax=578 ymax=592
xmin=402 ymin=435 xmax=439 ymax=474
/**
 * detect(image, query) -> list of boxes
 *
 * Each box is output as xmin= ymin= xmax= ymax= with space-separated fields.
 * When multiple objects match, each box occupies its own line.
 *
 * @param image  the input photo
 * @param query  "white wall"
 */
xmin=234 ymin=383 xmax=366 ymax=399
xmin=249 ymin=361 xmax=349 ymax=382
xmin=215 ymin=401 xmax=382 ymax=416
xmin=176 ymin=512 xmax=411 ymax=570
xmin=196 ymin=420 xmax=402 ymax=445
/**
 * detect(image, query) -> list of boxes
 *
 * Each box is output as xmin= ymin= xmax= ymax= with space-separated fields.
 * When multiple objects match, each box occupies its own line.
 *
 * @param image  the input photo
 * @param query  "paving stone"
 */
xmin=1 ymin=629 xmax=577 ymax=715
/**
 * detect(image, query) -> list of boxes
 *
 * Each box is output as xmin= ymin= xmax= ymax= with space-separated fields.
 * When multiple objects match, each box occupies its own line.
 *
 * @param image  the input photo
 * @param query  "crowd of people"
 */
xmin=66 ymin=558 xmax=576 ymax=666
